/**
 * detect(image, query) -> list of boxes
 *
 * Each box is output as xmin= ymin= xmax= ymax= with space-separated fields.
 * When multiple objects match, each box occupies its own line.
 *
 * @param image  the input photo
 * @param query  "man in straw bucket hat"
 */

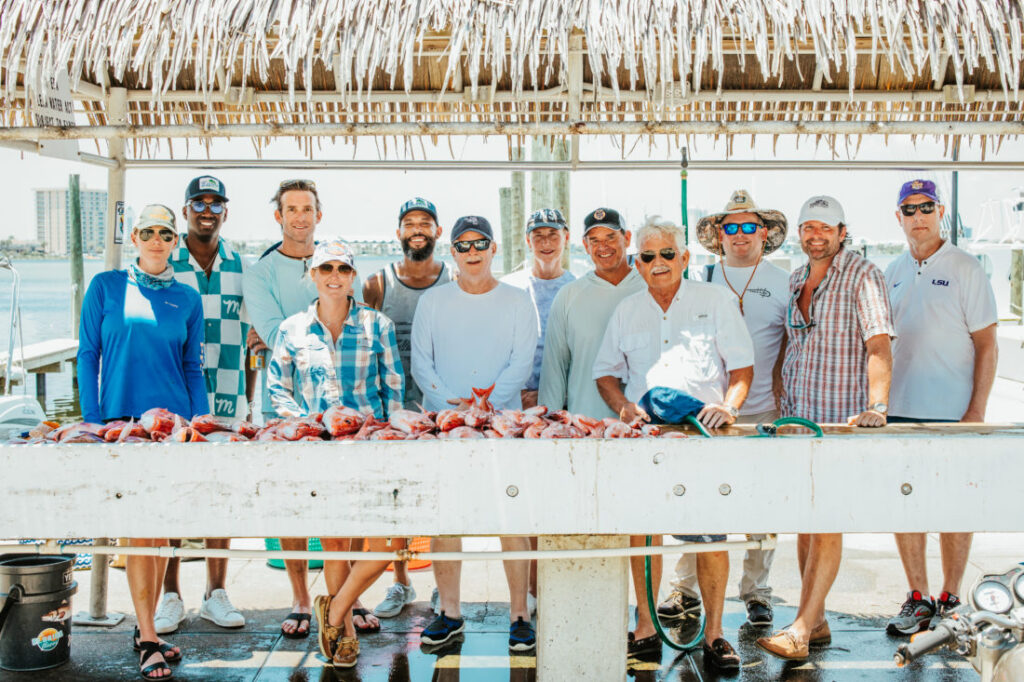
xmin=659 ymin=190 xmax=790 ymax=631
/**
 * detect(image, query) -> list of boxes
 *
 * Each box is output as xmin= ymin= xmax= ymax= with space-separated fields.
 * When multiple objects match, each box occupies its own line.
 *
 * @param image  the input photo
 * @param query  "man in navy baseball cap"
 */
xmin=185 ymin=175 xmax=229 ymax=203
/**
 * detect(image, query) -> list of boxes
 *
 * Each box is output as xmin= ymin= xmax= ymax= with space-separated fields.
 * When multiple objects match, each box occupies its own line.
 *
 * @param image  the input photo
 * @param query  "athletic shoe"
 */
xmin=886 ymin=591 xmax=935 ymax=635
xmin=936 ymin=591 xmax=962 ymax=618
xmin=746 ymin=600 xmax=773 ymax=627
xmin=508 ymin=617 xmax=536 ymax=651
xmin=200 ymin=589 xmax=245 ymax=628
xmin=373 ymin=582 xmax=417 ymax=618
xmin=430 ymin=587 xmax=441 ymax=615
xmin=420 ymin=611 xmax=466 ymax=646
xmin=154 ymin=592 xmax=186 ymax=635
xmin=656 ymin=590 xmax=701 ymax=621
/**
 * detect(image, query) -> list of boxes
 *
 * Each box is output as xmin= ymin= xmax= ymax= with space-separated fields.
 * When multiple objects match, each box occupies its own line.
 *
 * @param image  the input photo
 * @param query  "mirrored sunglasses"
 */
xmin=899 ymin=201 xmax=937 ymax=216
xmin=721 ymin=222 xmax=762 ymax=235
xmin=638 ymin=248 xmax=677 ymax=263
xmin=453 ymin=238 xmax=492 ymax=253
xmin=189 ymin=200 xmax=225 ymax=215
xmin=137 ymin=228 xmax=176 ymax=243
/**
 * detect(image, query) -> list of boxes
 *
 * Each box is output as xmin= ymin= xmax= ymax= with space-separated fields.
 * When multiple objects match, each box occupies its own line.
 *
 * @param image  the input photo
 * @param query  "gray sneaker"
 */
xmin=886 ymin=591 xmax=935 ymax=636
xmin=373 ymin=582 xmax=417 ymax=618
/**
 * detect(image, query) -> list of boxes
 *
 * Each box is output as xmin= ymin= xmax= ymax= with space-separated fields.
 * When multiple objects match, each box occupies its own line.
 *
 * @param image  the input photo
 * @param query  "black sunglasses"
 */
xmin=189 ymin=200 xmax=225 ymax=215
xmin=638 ymin=248 xmax=677 ymax=263
xmin=899 ymin=201 xmax=937 ymax=216
xmin=315 ymin=263 xmax=353 ymax=275
xmin=453 ymin=238 xmax=492 ymax=253
xmin=137 ymin=228 xmax=176 ymax=243
xmin=721 ymin=222 xmax=761 ymax=235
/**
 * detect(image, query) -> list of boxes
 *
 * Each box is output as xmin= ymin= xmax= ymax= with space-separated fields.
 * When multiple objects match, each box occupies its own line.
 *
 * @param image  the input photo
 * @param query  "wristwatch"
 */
xmin=869 ymin=402 xmax=888 ymax=415
xmin=724 ymin=404 xmax=740 ymax=418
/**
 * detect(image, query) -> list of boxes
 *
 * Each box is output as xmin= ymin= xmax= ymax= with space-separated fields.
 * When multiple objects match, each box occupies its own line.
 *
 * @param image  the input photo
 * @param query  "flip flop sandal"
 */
xmin=314 ymin=595 xmax=342 ymax=660
xmin=137 ymin=640 xmax=173 ymax=680
xmin=133 ymin=627 xmax=182 ymax=663
xmin=280 ymin=612 xmax=312 ymax=640
xmin=352 ymin=607 xmax=380 ymax=633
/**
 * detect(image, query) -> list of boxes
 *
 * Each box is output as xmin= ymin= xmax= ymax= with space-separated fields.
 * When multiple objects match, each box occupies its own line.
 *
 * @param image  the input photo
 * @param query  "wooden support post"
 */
xmin=1011 ymin=249 xmax=1023 ymax=322
xmin=511 ymin=146 xmax=526 ymax=272
xmin=499 ymin=187 xmax=513 ymax=275
xmin=69 ymin=175 xmax=84 ymax=340
xmin=531 ymin=136 xmax=552 ymax=213
xmin=103 ymin=88 xmax=126 ymax=272
xmin=551 ymin=139 xmax=572 ymax=270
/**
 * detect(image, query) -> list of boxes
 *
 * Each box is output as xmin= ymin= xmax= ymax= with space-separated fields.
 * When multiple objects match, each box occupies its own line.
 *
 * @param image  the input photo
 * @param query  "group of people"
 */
xmin=76 ymin=174 xmax=997 ymax=677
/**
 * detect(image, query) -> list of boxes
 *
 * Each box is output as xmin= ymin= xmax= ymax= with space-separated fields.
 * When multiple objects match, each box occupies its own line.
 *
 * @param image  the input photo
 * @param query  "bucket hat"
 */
xmin=695 ymin=189 xmax=787 ymax=256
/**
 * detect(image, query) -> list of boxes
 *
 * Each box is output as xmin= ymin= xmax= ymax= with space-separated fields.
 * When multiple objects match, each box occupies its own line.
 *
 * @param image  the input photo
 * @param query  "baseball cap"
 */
xmin=897 ymin=179 xmax=941 ymax=205
xmin=583 ymin=207 xmax=625 ymax=234
xmin=398 ymin=197 xmax=439 ymax=224
xmin=310 ymin=238 xmax=356 ymax=270
xmin=450 ymin=215 xmax=493 ymax=242
xmin=638 ymin=387 xmax=706 ymax=425
xmin=185 ymin=176 xmax=228 ymax=202
xmin=135 ymin=204 xmax=176 ymax=231
xmin=527 ymin=208 xmax=568 ymax=232
xmin=798 ymin=195 xmax=846 ymax=227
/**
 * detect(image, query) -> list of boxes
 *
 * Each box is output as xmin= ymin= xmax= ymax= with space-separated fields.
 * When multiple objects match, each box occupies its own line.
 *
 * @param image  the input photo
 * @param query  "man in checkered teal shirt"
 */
xmin=160 ymin=175 xmax=252 ymax=636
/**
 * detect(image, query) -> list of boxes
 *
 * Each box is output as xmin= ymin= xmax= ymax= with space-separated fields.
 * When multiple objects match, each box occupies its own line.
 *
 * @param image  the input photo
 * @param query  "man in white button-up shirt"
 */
xmin=593 ymin=216 xmax=754 ymax=671
xmin=884 ymin=179 xmax=998 ymax=637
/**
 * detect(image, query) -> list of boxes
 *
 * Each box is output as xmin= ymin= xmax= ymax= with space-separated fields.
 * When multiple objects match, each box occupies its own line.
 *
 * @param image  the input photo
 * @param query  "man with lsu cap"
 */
xmin=757 ymin=195 xmax=894 ymax=661
xmin=884 ymin=179 xmax=998 ymax=636
xmin=539 ymin=207 xmax=645 ymax=418
xmin=501 ymin=208 xmax=575 ymax=409
xmin=411 ymin=215 xmax=538 ymax=652
xmin=362 ymin=198 xmax=453 ymax=620
xmin=155 ymin=176 xmax=249 ymax=635
xmin=660 ymin=189 xmax=790 ymax=631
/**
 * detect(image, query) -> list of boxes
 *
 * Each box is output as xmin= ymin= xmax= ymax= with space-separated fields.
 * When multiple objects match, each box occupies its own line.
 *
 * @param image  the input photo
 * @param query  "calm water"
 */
xmin=1 ymin=246 xmax=1014 ymax=422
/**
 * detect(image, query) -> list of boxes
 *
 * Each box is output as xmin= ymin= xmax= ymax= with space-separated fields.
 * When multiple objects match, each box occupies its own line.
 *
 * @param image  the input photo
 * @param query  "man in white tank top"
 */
xmin=660 ymin=189 xmax=790 ymax=631
xmin=362 ymin=197 xmax=452 ymax=620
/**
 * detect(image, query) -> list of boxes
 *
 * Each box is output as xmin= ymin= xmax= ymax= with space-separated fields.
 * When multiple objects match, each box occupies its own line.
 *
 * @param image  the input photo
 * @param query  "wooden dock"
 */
xmin=0 ymin=337 xmax=79 ymax=401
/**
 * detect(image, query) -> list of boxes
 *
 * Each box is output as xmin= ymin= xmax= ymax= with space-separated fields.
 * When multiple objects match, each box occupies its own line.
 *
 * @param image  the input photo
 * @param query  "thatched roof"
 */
xmin=1 ymin=0 xmax=1023 ymax=155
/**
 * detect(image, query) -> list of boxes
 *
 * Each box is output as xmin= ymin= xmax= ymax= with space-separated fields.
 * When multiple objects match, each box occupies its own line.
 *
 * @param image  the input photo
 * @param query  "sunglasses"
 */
xmin=279 ymin=178 xmax=317 ymax=191
xmin=899 ymin=201 xmax=937 ymax=216
xmin=315 ymin=263 xmax=353 ymax=275
xmin=721 ymin=222 xmax=762 ymax=235
xmin=638 ymin=248 xmax=677 ymax=264
xmin=189 ymin=200 xmax=225 ymax=215
xmin=453 ymin=238 xmax=492 ymax=253
xmin=137 ymin=228 xmax=176 ymax=243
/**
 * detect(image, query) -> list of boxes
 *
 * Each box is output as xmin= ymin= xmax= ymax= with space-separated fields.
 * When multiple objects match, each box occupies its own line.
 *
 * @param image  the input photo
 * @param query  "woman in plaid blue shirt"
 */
xmin=267 ymin=238 xmax=405 ymax=668
xmin=267 ymin=238 xmax=404 ymax=420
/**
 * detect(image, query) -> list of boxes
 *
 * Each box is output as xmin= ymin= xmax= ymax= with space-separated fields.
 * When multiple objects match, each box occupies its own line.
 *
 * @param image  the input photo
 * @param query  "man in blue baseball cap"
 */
xmin=884 ymin=179 xmax=998 ymax=637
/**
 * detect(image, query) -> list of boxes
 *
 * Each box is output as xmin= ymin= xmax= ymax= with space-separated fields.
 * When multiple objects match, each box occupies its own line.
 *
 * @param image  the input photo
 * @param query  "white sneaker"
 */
xmin=154 ymin=592 xmax=185 ymax=635
xmin=373 ymin=582 xmax=417 ymax=618
xmin=431 ymin=587 xmax=441 ymax=615
xmin=527 ymin=593 xmax=538 ymax=617
xmin=200 ymin=589 xmax=245 ymax=628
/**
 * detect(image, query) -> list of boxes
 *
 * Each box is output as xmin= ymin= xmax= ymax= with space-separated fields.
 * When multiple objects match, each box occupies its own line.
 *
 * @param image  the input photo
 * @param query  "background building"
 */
xmin=35 ymin=187 xmax=107 ymax=255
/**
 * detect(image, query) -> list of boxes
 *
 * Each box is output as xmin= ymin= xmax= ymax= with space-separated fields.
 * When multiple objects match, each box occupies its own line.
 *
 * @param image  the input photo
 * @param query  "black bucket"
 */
xmin=0 ymin=554 xmax=78 ymax=672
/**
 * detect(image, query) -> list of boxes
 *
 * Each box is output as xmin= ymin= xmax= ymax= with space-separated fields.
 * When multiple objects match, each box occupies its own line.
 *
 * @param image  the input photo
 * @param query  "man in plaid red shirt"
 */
xmin=757 ymin=195 xmax=894 ymax=661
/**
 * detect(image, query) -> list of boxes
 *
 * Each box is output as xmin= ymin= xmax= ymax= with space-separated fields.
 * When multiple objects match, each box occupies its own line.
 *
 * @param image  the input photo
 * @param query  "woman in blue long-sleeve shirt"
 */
xmin=76 ymin=204 xmax=207 ymax=680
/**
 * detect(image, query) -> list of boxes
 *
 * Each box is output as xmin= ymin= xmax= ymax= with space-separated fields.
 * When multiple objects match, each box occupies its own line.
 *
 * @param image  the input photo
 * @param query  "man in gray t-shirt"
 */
xmin=500 ymin=208 xmax=575 ymax=408
xmin=362 ymin=197 xmax=452 ymax=619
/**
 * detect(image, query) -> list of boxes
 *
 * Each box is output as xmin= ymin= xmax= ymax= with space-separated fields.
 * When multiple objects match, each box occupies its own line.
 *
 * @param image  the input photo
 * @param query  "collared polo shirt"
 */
xmin=267 ymin=299 xmax=404 ymax=419
xmin=781 ymin=248 xmax=894 ymax=423
xmin=170 ymin=236 xmax=248 ymax=418
xmin=885 ymin=240 xmax=997 ymax=420
xmin=592 ymin=280 xmax=755 ymax=406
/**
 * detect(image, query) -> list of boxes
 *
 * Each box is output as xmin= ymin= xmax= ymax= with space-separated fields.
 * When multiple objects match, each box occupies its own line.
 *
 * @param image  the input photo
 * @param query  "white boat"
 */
xmin=0 ymin=253 xmax=46 ymax=439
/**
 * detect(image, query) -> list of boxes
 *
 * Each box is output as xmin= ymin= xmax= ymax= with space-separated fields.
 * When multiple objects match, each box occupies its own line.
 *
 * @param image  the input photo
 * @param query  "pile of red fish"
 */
xmin=12 ymin=385 xmax=686 ymax=444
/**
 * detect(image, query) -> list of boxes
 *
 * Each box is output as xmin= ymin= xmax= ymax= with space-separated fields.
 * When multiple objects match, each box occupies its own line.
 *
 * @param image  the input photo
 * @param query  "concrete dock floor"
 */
xmin=5 ymin=532 xmax=1021 ymax=681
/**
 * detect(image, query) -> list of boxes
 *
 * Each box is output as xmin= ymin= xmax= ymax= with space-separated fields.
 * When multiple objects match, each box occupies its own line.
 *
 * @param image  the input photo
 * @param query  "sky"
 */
xmin=4 ymin=133 xmax=1023 ymax=253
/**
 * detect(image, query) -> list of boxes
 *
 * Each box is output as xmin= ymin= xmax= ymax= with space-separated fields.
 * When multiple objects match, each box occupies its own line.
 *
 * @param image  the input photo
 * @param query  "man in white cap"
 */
xmin=659 ymin=189 xmax=790 ymax=630
xmin=539 ymin=207 xmax=645 ymax=418
xmin=757 ymin=195 xmax=894 ymax=661
xmin=884 ymin=179 xmax=998 ymax=636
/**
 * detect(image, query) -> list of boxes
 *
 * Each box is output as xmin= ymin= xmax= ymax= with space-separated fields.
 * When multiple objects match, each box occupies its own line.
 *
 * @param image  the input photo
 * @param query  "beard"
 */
xmin=401 ymin=235 xmax=436 ymax=262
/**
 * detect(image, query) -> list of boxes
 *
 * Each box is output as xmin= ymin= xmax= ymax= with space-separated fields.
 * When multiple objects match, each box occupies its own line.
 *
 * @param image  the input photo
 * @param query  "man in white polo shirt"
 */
xmin=660 ymin=189 xmax=790 ymax=630
xmin=884 ymin=179 xmax=998 ymax=636
xmin=593 ymin=216 xmax=754 ymax=671
xmin=411 ymin=215 xmax=538 ymax=653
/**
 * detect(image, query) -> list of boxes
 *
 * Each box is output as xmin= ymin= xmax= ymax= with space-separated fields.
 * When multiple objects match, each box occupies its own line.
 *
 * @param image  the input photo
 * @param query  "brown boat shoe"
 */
xmin=314 ymin=595 xmax=341 ymax=661
xmin=332 ymin=636 xmax=359 ymax=668
xmin=809 ymin=620 xmax=831 ymax=647
xmin=756 ymin=628 xmax=809 ymax=660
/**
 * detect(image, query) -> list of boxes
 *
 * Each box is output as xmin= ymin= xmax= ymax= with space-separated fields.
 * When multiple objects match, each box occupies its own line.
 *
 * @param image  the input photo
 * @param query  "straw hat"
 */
xmin=695 ymin=189 xmax=788 ymax=256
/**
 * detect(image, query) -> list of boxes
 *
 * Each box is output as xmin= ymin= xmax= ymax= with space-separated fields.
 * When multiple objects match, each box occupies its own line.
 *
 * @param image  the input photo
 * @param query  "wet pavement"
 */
xmin=3 ymin=533 xmax=1013 ymax=680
